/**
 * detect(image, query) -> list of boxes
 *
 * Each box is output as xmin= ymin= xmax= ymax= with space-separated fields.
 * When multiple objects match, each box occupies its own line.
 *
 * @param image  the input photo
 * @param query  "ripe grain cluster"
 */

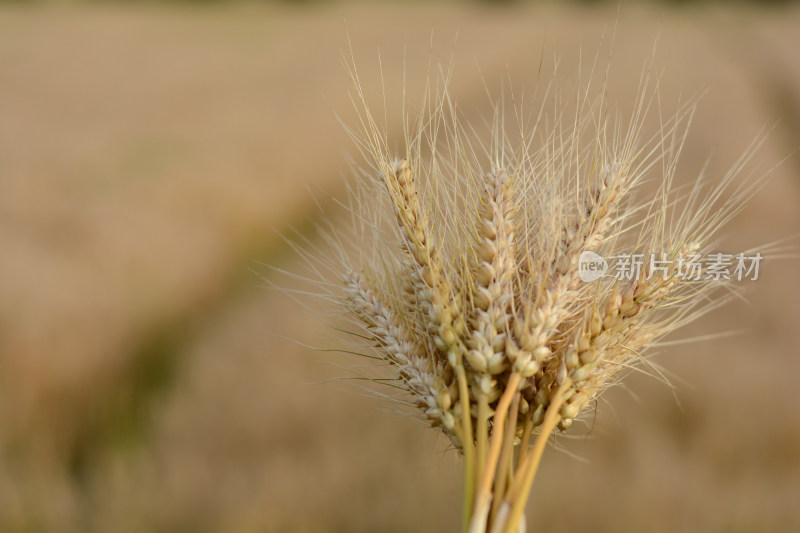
xmin=295 ymin=56 xmax=766 ymax=533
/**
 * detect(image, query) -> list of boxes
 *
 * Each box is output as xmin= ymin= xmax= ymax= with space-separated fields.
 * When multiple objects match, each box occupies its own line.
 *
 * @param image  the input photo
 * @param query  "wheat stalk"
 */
xmin=291 ymin=51 xmax=768 ymax=532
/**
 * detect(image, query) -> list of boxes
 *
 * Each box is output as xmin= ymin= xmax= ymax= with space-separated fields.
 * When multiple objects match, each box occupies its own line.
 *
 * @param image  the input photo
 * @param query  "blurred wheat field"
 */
xmin=0 ymin=2 xmax=799 ymax=532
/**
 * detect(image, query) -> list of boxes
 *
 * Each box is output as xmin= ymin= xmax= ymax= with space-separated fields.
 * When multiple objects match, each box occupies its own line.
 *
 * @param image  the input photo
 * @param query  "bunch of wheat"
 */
xmin=290 ymin=56 xmax=767 ymax=533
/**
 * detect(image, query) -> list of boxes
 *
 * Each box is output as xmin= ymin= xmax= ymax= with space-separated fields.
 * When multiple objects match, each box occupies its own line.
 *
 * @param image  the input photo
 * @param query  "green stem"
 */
xmin=503 ymin=387 xmax=565 ymax=533
xmin=470 ymin=373 xmax=521 ymax=533
xmin=456 ymin=365 xmax=475 ymax=533
xmin=491 ymin=392 xmax=520 ymax=523
xmin=476 ymin=394 xmax=490 ymax=486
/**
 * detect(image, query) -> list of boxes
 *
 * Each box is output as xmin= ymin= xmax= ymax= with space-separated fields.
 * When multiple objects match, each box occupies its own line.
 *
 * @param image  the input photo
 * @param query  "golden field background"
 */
xmin=1 ymin=2 xmax=799 ymax=532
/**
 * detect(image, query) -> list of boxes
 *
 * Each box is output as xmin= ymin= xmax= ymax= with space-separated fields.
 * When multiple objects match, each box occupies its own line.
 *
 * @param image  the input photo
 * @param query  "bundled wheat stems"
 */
xmin=290 ymin=53 xmax=769 ymax=532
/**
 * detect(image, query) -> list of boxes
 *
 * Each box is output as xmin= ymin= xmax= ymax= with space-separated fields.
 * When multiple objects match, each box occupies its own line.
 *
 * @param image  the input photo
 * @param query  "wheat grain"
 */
xmin=291 ymin=51 xmax=768 ymax=533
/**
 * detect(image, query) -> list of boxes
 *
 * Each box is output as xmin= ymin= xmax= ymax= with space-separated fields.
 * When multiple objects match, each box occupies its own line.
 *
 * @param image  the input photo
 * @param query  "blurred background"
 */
xmin=1 ymin=1 xmax=799 ymax=532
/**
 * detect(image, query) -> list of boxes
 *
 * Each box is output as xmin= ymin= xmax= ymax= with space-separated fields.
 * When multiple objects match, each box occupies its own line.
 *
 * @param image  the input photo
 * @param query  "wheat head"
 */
xmin=289 ymin=51 xmax=770 ymax=533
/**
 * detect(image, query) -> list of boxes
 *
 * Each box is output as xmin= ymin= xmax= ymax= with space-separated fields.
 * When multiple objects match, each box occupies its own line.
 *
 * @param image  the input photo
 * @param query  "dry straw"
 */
xmin=284 ymin=47 xmax=773 ymax=532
